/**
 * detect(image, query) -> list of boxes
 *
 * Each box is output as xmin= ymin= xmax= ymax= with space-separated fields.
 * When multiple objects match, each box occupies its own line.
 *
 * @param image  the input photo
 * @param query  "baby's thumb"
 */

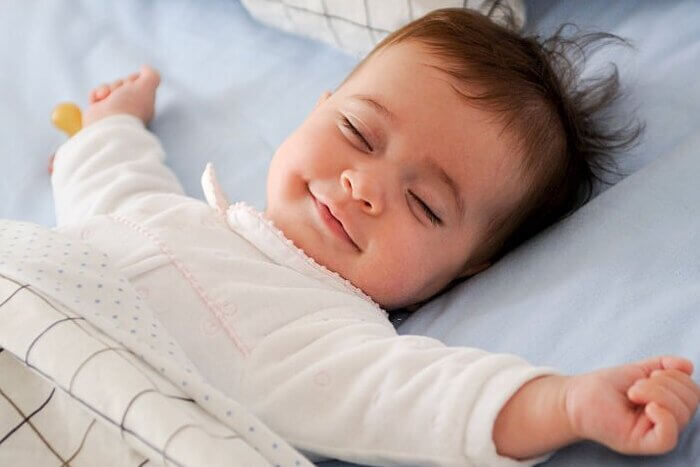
xmin=660 ymin=356 xmax=694 ymax=375
xmin=634 ymin=356 xmax=693 ymax=377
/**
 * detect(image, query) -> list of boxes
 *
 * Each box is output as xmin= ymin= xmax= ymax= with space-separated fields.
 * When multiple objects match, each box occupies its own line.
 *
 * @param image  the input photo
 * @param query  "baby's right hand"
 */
xmin=83 ymin=65 xmax=160 ymax=127
xmin=564 ymin=356 xmax=700 ymax=455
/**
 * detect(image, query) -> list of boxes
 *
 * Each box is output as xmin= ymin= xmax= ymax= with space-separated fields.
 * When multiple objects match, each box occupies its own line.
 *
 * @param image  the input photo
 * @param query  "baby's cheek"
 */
xmin=357 ymin=254 xmax=427 ymax=309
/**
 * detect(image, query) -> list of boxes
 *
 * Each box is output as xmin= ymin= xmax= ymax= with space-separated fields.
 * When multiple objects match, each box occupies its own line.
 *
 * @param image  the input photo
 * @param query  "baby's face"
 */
xmin=265 ymin=41 xmax=526 ymax=309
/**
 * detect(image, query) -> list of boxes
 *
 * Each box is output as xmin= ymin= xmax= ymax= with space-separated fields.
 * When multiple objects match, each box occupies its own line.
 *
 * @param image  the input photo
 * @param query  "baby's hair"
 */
xmin=343 ymin=8 xmax=643 ymax=279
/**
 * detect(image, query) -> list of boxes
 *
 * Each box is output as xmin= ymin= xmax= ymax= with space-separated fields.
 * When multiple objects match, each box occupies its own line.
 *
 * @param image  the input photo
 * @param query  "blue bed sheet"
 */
xmin=1 ymin=1 xmax=698 ymax=466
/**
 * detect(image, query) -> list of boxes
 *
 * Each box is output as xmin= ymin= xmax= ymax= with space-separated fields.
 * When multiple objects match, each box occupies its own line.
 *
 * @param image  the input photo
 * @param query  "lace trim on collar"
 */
xmin=225 ymin=202 xmax=386 ymax=317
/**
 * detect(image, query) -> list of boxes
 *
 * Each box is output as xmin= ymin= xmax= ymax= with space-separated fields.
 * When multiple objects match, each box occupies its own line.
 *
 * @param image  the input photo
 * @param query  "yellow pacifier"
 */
xmin=48 ymin=102 xmax=83 ymax=174
xmin=51 ymin=102 xmax=83 ymax=136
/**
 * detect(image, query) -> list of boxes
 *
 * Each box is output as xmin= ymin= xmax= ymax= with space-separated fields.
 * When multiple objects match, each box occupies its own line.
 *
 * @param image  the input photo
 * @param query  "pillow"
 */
xmin=240 ymin=0 xmax=526 ymax=57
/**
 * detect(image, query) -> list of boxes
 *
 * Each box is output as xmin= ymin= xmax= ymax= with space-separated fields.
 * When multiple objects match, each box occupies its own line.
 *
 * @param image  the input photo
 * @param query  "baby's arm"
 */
xmin=240 ymin=307 xmax=558 ymax=466
xmin=241 ymin=302 xmax=699 ymax=466
xmin=493 ymin=356 xmax=700 ymax=459
xmin=51 ymin=66 xmax=185 ymax=226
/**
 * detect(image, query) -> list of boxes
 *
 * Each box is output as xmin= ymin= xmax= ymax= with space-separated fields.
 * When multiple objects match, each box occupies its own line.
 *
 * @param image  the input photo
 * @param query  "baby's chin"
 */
xmin=294 ymin=241 xmax=388 ymax=304
xmin=345 ymin=271 xmax=425 ymax=311
xmin=265 ymin=200 xmax=422 ymax=310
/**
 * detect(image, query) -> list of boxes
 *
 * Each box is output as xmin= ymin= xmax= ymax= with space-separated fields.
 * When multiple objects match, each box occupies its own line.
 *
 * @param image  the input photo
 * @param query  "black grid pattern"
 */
xmin=0 ymin=273 xmax=310 ymax=467
xmin=241 ymin=0 xmax=522 ymax=57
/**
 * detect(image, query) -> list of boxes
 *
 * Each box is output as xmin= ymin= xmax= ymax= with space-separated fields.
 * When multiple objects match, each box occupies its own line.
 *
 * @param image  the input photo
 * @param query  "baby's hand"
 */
xmin=83 ymin=65 xmax=160 ymax=127
xmin=564 ymin=356 xmax=700 ymax=455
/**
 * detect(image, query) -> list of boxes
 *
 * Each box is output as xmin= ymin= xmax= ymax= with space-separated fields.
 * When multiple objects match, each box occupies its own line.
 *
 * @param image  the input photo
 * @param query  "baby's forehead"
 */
xmin=341 ymin=40 xmax=455 ymax=87
xmin=349 ymin=49 xmax=504 ymax=129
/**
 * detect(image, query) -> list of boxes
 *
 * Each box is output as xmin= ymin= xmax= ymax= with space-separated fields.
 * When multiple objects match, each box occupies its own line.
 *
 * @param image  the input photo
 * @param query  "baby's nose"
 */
xmin=340 ymin=169 xmax=384 ymax=215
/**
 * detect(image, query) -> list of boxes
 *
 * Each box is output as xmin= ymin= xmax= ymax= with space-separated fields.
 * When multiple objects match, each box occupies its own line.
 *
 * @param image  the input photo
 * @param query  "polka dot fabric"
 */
xmin=0 ymin=219 xmax=312 ymax=467
xmin=0 ymin=219 xmax=194 ymax=369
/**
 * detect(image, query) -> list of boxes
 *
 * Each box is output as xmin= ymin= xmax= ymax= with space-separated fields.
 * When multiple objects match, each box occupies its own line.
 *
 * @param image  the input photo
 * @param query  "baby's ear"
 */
xmin=458 ymin=261 xmax=491 ymax=279
xmin=314 ymin=91 xmax=332 ymax=109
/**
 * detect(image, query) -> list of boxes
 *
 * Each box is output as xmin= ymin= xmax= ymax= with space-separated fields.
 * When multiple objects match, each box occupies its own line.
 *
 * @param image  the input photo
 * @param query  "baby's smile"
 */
xmin=309 ymin=187 xmax=361 ymax=251
xmin=264 ymin=41 xmax=516 ymax=309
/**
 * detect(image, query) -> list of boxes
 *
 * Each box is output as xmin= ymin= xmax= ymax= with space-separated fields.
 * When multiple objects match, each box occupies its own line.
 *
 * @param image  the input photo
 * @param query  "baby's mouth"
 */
xmin=309 ymin=189 xmax=361 ymax=251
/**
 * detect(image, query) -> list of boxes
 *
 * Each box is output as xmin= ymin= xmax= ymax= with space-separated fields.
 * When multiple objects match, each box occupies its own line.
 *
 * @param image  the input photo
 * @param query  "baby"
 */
xmin=51 ymin=8 xmax=699 ymax=467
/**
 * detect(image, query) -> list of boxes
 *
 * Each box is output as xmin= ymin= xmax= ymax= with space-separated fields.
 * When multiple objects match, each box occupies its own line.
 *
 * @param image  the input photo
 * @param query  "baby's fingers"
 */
xmin=90 ymin=84 xmax=110 ymax=103
xmin=629 ymin=379 xmax=692 ymax=426
xmin=639 ymin=402 xmax=679 ymax=454
xmin=632 ymin=356 xmax=693 ymax=379
xmin=651 ymin=370 xmax=700 ymax=414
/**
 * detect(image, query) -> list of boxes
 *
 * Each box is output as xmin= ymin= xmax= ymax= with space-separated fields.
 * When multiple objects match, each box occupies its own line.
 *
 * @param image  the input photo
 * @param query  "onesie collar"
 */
xmin=201 ymin=163 xmax=385 ymax=315
xmin=201 ymin=162 xmax=231 ymax=214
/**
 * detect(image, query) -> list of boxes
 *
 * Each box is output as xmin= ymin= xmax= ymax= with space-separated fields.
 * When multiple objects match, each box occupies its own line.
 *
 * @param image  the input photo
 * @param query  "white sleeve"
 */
xmin=51 ymin=114 xmax=185 ymax=227
xmin=241 ymin=309 xmax=557 ymax=467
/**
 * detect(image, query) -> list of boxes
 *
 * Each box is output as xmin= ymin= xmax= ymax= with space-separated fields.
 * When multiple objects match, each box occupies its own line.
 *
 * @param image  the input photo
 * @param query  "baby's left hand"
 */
xmin=564 ymin=356 xmax=700 ymax=455
xmin=83 ymin=65 xmax=160 ymax=127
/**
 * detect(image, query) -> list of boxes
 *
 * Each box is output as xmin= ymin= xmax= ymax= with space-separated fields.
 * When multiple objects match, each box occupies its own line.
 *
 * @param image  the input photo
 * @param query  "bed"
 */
xmin=1 ymin=0 xmax=699 ymax=465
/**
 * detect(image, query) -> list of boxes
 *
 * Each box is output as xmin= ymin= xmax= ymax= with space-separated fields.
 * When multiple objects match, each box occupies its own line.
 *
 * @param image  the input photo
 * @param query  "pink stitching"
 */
xmin=108 ymin=214 xmax=250 ymax=356
xmin=229 ymin=202 xmax=384 ymax=312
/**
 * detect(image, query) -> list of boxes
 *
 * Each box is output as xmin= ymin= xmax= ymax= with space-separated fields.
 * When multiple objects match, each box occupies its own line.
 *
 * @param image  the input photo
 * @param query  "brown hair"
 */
xmin=343 ymin=8 xmax=643 ymax=275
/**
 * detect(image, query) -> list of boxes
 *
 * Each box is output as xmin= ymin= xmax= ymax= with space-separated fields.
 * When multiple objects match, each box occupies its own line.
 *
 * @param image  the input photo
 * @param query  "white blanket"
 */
xmin=0 ymin=219 xmax=312 ymax=467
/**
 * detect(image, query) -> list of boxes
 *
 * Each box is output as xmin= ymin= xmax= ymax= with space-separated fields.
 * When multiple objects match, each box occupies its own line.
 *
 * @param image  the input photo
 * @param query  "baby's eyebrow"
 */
xmin=350 ymin=94 xmax=396 ymax=124
xmin=423 ymin=156 xmax=465 ymax=220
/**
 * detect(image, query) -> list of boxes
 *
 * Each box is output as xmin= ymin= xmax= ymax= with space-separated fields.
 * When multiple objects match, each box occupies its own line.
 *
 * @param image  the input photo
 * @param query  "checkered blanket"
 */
xmin=240 ymin=0 xmax=526 ymax=58
xmin=0 ymin=220 xmax=313 ymax=467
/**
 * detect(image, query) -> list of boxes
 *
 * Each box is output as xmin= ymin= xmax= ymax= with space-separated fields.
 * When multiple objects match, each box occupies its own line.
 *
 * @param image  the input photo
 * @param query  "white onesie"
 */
xmin=51 ymin=114 xmax=554 ymax=467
